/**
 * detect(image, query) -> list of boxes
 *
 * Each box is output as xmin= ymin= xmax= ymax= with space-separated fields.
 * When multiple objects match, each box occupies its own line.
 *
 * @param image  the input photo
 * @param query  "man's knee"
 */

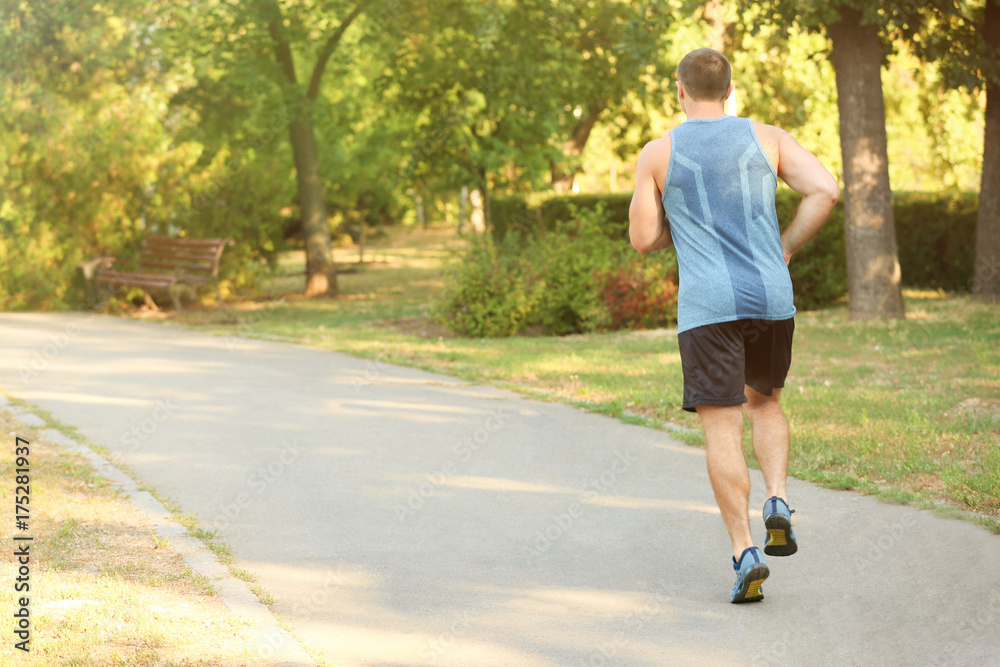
xmin=744 ymin=386 xmax=781 ymax=412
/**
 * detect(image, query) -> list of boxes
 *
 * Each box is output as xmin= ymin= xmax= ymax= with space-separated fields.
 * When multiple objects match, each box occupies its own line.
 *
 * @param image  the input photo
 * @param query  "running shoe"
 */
xmin=763 ymin=495 xmax=797 ymax=556
xmin=730 ymin=546 xmax=769 ymax=603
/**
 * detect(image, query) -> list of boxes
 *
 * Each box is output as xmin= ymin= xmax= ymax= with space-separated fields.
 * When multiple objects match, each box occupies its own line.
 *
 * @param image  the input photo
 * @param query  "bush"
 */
xmin=491 ymin=190 xmax=978 ymax=311
xmin=433 ymin=234 xmax=540 ymax=338
xmin=893 ymin=191 xmax=978 ymax=291
xmin=437 ymin=204 xmax=680 ymax=337
xmin=597 ymin=256 xmax=679 ymax=330
xmin=491 ymin=193 xmax=633 ymax=243
xmin=774 ymin=189 xmax=848 ymax=311
xmin=524 ymin=205 xmax=622 ymax=335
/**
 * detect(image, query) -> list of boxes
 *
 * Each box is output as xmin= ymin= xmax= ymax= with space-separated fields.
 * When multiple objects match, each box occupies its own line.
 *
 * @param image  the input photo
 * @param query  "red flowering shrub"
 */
xmin=597 ymin=258 xmax=678 ymax=330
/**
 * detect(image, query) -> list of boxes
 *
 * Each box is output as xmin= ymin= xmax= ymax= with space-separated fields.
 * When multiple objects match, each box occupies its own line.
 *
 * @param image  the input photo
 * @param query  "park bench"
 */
xmin=95 ymin=236 xmax=233 ymax=311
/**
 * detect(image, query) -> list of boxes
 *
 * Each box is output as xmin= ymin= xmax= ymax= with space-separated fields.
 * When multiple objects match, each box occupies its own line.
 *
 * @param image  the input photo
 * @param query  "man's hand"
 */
xmin=629 ymin=138 xmax=673 ymax=253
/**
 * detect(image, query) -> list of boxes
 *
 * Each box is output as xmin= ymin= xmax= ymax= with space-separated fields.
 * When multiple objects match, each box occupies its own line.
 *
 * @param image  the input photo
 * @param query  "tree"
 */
xmin=906 ymin=0 xmax=1000 ymax=301
xmin=168 ymin=0 xmax=381 ymax=297
xmin=748 ymin=1 xmax=907 ymax=320
xmin=257 ymin=0 xmax=369 ymax=297
xmin=384 ymin=1 xmax=572 ymax=223
xmin=828 ymin=5 xmax=906 ymax=319
xmin=546 ymin=1 xmax=673 ymax=192
xmin=0 ymin=1 xmax=208 ymax=309
xmin=384 ymin=0 xmax=671 ymax=221
xmin=977 ymin=0 xmax=1000 ymax=301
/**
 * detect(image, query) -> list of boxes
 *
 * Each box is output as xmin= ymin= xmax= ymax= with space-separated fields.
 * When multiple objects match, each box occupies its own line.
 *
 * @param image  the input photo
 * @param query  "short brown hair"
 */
xmin=677 ymin=48 xmax=731 ymax=102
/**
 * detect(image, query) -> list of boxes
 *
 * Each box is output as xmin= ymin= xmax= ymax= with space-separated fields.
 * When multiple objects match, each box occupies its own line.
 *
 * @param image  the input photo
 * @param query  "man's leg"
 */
xmin=744 ymin=386 xmax=789 ymax=501
xmin=697 ymin=404 xmax=754 ymax=561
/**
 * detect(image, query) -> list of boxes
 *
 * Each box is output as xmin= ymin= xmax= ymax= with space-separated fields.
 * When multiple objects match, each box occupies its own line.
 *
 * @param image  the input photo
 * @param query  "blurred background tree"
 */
xmin=0 ymin=0 xmax=989 ymax=311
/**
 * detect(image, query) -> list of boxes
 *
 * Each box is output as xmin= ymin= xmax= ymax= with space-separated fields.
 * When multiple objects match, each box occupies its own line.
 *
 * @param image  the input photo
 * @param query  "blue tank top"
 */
xmin=662 ymin=116 xmax=796 ymax=333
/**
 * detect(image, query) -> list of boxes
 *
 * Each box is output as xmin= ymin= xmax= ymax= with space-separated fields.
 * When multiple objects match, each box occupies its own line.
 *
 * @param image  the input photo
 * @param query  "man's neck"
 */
xmin=683 ymin=101 xmax=728 ymax=119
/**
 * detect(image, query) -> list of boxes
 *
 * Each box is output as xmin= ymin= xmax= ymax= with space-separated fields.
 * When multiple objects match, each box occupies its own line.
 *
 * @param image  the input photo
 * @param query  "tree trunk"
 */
xmin=551 ymin=101 xmax=603 ymax=192
xmin=289 ymin=113 xmax=337 ymax=296
xmin=974 ymin=0 xmax=1000 ymax=302
xmin=828 ymin=5 xmax=905 ymax=320
xmin=262 ymin=0 xmax=363 ymax=298
xmin=703 ymin=0 xmax=732 ymax=55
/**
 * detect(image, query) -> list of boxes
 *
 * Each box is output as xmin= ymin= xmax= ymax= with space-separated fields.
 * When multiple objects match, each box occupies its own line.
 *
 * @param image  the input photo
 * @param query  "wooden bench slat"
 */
xmin=95 ymin=236 xmax=232 ymax=310
xmin=141 ymin=259 xmax=215 ymax=270
xmin=143 ymin=239 xmax=230 ymax=250
xmin=143 ymin=235 xmax=230 ymax=243
xmin=141 ymin=247 xmax=225 ymax=258
xmin=142 ymin=241 xmax=225 ymax=250
xmin=96 ymin=273 xmax=176 ymax=289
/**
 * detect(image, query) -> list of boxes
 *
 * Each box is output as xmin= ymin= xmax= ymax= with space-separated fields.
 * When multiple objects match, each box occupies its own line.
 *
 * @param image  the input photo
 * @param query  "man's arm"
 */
xmin=773 ymin=129 xmax=840 ymax=264
xmin=629 ymin=139 xmax=673 ymax=254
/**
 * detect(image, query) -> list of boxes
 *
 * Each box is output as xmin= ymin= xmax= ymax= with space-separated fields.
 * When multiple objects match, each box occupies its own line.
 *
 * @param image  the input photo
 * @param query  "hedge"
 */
xmin=490 ymin=190 xmax=978 ymax=310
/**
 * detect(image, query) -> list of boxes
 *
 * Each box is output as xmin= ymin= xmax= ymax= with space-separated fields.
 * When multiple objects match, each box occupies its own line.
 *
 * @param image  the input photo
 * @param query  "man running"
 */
xmin=628 ymin=48 xmax=840 ymax=603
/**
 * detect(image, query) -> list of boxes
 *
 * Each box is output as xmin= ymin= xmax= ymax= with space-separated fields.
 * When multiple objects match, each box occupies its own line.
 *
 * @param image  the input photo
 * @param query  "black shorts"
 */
xmin=677 ymin=318 xmax=794 ymax=413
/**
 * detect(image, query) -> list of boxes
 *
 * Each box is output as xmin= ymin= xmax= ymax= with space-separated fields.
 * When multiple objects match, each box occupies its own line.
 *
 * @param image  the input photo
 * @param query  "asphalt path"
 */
xmin=1 ymin=312 xmax=998 ymax=666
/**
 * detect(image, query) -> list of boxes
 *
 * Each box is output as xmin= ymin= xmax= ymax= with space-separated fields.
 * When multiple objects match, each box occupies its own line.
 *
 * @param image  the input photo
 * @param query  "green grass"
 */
xmin=179 ymin=226 xmax=1000 ymax=533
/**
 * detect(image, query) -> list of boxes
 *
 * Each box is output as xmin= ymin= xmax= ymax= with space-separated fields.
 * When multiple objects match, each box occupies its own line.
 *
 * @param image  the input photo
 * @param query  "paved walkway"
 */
xmin=1 ymin=312 xmax=998 ymax=666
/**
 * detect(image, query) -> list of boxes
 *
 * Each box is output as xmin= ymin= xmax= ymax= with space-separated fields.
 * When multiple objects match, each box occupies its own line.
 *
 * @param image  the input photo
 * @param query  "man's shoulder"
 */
xmin=750 ymin=120 xmax=794 ymax=144
xmin=640 ymin=133 xmax=673 ymax=158
xmin=638 ymin=134 xmax=673 ymax=182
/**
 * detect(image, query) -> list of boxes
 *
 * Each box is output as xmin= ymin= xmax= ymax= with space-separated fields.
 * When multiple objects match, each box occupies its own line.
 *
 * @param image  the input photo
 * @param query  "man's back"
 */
xmin=663 ymin=115 xmax=794 ymax=333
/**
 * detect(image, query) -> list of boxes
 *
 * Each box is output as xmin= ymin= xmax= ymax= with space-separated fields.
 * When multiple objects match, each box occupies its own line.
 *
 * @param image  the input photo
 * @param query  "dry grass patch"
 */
xmin=0 ymin=407 xmax=281 ymax=666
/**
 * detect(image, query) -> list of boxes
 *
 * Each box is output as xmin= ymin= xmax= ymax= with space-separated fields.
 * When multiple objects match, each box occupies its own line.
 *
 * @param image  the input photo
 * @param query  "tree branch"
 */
xmin=306 ymin=2 xmax=369 ymax=102
xmin=261 ymin=0 xmax=298 ymax=86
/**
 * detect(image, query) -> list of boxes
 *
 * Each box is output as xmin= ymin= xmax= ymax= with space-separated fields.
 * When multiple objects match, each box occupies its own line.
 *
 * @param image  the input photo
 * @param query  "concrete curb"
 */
xmin=0 ymin=395 xmax=317 ymax=667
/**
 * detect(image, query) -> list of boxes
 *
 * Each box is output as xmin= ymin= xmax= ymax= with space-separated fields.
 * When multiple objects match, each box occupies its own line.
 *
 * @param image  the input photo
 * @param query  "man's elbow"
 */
xmin=824 ymin=178 xmax=841 ymax=208
xmin=629 ymin=229 xmax=654 ymax=254
xmin=628 ymin=211 xmax=652 ymax=253
xmin=631 ymin=237 xmax=652 ymax=254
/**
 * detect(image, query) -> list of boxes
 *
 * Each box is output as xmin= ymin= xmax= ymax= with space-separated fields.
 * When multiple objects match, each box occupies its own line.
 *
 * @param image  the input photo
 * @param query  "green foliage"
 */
xmin=0 ymin=1 xmax=206 ymax=309
xmin=777 ymin=189 xmax=978 ymax=300
xmin=437 ymin=204 xmax=680 ymax=337
xmin=433 ymin=234 xmax=540 ymax=338
xmin=774 ymin=190 xmax=848 ymax=310
xmin=0 ymin=0 xmax=987 ymax=312
xmin=0 ymin=0 xmax=415 ymax=309
xmin=894 ymin=191 xmax=979 ymax=290
xmin=490 ymin=189 xmax=978 ymax=314
xmin=384 ymin=1 xmax=673 ymax=196
xmin=492 ymin=193 xmax=633 ymax=242
xmin=525 ymin=205 xmax=622 ymax=335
